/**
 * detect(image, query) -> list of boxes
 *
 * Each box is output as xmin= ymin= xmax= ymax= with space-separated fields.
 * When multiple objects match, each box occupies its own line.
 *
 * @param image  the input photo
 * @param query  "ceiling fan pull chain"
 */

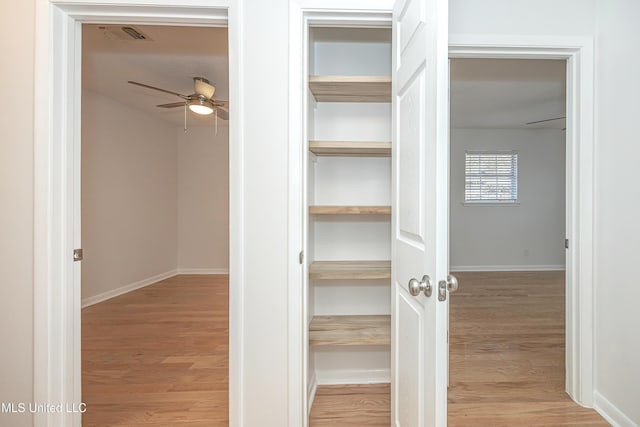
xmin=184 ymin=103 xmax=187 ymax=133
xmin=215 ymin=108 xmax=218 ymax=136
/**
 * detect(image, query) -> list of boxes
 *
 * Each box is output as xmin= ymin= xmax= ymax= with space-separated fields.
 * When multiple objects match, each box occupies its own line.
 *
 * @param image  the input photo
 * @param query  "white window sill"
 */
xmin=462 ymin=201 xmax=520 ymax=207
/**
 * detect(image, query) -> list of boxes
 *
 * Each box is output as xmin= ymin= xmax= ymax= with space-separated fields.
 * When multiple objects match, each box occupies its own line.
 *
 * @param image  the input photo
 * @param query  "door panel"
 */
xmin=392 ymin=0 xmax=449 ymax=425
xmin=398 ymin=71 xmax=425 ymax=241
xmin=396 ymin=292 xmax=423 ymax=426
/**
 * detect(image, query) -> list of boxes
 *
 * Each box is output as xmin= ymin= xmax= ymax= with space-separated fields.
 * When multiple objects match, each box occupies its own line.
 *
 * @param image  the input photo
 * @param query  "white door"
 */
xmin=391 ymin=0 xmax=450 ymax=425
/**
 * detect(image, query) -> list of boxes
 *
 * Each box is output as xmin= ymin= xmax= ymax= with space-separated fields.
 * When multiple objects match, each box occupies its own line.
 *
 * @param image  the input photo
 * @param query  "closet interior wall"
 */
xmin=305 ymin=26 xmax=393 ymax=403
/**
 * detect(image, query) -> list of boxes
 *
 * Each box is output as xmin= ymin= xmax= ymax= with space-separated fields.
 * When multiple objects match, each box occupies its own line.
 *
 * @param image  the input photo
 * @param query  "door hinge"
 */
xmin=565 ymin=239 xmax=569 ymax=249
xmin=73 ymin=248 xmax=84 ymax=262
xmin=299 ymin=250 xmax=304 ymax=265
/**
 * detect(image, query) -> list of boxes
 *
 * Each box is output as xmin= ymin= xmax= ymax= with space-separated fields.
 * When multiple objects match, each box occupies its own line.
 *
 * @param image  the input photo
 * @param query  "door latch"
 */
xmin=438 ymin=280 xmax=447 ymax=301
xmin=73 ymin=248 xmax=83 ymax=262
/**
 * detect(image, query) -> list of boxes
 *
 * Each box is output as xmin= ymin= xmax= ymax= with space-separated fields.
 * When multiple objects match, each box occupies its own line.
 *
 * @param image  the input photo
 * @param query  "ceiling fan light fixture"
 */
xmin=188 ymin=98 xmax=214 ymax=115
xmin=194 ymin=77 xmax=216 ymax=99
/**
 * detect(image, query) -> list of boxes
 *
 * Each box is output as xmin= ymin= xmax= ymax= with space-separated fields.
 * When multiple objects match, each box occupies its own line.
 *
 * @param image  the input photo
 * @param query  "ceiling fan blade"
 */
xmin=156 ymin=102 xmax=186 ymax=108
xmin=216 ymin=107 xmax=229 ymax=120
xmin=526 ymin=116 xmax=566 ymax=125
xmin=128 ymin=81 xmax=189 ymax=100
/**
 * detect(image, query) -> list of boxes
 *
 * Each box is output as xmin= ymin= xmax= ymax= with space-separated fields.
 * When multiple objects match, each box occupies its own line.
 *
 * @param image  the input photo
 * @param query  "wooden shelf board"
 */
xmin=309 ymin=205 xmax=391 ymax=215
xmin=310 ymin=260 xmax=391 ymax=280
xmin=309 ymin=140 xmax=392 ymax=157
xmin=309 ymin=315 xmax=391 ymax=347
xmin=309 ymin=75 xmax=391 ymax=102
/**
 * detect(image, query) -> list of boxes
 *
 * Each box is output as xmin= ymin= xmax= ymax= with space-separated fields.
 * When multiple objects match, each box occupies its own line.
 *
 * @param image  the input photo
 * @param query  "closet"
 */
xmin=305 ymin=26 xmax=392 ymax=409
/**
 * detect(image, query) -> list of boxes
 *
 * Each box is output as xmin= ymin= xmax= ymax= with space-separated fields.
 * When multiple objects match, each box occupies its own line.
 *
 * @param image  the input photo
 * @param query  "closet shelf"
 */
xmin=309 ymin=75 xmax=391 ymax=102
xmin=309 ymin=205 xmax=391 ymax=215
xmin=310 ymin=260 xmax=391 ymax=280
xmin=309 ymin=140 xmax=392 ymax=157
xmin=309 ymin=315 xmax=391 ymax=347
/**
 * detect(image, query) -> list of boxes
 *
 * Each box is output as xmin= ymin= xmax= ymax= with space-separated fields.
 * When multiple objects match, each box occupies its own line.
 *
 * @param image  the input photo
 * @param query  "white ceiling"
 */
xmin=82 ymin=26 xmax=564 ymax=130
xmin=451 ymin=58 xmax=566 ymax=129
xmin=82 ymin=24 xmax=228 ymax=126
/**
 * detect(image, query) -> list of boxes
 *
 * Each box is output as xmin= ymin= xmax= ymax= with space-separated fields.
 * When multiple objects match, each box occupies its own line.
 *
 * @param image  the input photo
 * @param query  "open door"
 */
xmin=391 ymin=0 xmax=451 ymax=425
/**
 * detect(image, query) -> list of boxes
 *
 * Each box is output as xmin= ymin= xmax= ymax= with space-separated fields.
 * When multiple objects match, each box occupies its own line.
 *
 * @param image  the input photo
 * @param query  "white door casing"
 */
xmin=448 ymin=37 xmax=595 ymax=406
xmin=34 ymin=2 xmax=238 ymax=427
xmin=391 ymin=0 xmax=449 ymax=425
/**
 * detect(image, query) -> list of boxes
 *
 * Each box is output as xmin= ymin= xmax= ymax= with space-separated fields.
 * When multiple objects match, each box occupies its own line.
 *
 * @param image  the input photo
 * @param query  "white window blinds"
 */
xmin=465 ymin=151 xmax=518 ymax=202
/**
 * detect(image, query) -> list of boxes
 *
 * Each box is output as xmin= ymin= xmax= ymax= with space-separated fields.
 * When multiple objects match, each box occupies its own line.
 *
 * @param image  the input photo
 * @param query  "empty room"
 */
xmin=447 ymin=58 xmax=605 ymax=425
xmin=80 ymin=24 xmax=230 ymax=425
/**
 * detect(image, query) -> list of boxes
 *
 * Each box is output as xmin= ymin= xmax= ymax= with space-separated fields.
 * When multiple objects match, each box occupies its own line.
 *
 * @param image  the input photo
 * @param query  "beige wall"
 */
xmin=81 ymin=91 xmax=229 ymax=302
xmin=177 ymin=125 xmax=229 ymax=272
xmin=81 ymin=91 xmax=178 ymax=300
xmin=0 ymin=0 xmax=34 ymax=426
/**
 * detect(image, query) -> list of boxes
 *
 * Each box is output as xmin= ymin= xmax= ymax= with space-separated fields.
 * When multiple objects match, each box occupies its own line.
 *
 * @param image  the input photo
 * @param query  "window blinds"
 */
xmin=465 ymin=151 xmax=518 ymax=202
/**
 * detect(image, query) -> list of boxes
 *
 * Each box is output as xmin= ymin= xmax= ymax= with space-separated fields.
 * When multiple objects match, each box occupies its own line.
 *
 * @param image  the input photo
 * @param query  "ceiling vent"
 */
xmin=98 ymin=26 xmax=152 ymax=41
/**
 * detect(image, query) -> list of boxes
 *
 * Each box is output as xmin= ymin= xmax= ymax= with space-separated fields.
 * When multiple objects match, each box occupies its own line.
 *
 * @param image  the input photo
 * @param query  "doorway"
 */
xmin=33 ymin=4 xmax=240 ymax=426
xmin=447 ymin=57 xmax=571 ymax=425
xmin=79 ymin=23 xmax=230 ymax=424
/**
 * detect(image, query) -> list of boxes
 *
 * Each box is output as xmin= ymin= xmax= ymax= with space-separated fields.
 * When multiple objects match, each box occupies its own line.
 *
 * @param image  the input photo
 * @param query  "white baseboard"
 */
xmin=308 ymin=372 xmax=318 ymax=414
xmin=81 ymin=269 xmax=178 ymax=308
xmin=177 ymin=268 xmax=229 ymax=275
xmin=450 ymin=264 xmax=565 ymax=272
xmin=594 ymin=391 xmax=638 ymax=427
xmin=316 ymin=368 xmax=390 ymax=385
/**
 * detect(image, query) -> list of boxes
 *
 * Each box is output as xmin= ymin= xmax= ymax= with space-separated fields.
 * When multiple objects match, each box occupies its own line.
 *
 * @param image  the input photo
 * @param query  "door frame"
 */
xmin=288 ymin=3 xmax=394 ymax=425
xmin=449 ymin=35 xmax=595 ymax=406
xmin=33 ymin=1 xmax=243 ymax=426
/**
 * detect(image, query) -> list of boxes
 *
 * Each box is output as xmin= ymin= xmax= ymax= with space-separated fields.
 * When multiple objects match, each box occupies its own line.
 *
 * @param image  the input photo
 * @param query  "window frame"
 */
xmin=463 ymin=150 xmax=519 ymax=205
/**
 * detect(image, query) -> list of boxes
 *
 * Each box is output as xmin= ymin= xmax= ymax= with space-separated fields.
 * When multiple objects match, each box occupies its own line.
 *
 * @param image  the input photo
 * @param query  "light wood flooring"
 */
xmin=309 ymin=271 xmax=609 ymax=426
xmin=82 ymin=272 xmax=608 ymax=426
xmin=82 ymin=274 xmax=228 ymax=427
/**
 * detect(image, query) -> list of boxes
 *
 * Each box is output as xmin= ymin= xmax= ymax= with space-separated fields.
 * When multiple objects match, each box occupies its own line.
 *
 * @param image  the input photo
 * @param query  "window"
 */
xmin=465 ymin=151 xmax=518 ymax=203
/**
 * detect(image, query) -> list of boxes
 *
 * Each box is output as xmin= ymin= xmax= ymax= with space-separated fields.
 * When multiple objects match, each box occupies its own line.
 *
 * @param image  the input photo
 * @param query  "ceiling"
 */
xmin=450 ymin=58 xmax=566 ymax=129
xmin=82 ymin=24 xmax=228 ymax=126
xmin=82 ymin=26 xmax=564 ymax=130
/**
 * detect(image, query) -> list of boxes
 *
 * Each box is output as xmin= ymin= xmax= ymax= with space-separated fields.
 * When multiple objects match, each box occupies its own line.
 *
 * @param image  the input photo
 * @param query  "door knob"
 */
xmin=438 ymin=274 xmax=459 ymax=301
xmin=445 ymin=274 xmax=458 ymax=292
xmin=408 ymin=275 xmax=432 ymax=297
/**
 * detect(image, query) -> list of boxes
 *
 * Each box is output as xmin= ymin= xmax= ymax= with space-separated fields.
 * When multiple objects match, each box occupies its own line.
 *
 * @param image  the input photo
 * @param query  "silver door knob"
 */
xmin=445 ymin=274 xmax=458 ymax=292
xmin=438 ymin=274 xmax=459 ymax=301
xmin=408 ymin=275 xmax=432 ymax=297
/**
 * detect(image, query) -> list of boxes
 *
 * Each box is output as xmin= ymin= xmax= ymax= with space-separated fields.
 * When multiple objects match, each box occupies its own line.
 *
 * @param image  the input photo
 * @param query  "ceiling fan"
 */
xmin=128 ymin=77 xmax=228 ymax=131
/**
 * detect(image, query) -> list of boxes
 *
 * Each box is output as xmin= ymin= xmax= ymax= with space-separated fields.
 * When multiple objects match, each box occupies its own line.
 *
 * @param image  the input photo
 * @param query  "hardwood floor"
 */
xmin=82 ymin=272 xmax=607 ymax=426
xmin=310 ymin=271 xmax=609 ymax=426
xmin=82 ymin=274 xmax=228 ymax=427
xmin=448 ymin=271 xmax=607 ymax=426
xmin=310 ymin=384 xmax=391 ymax=426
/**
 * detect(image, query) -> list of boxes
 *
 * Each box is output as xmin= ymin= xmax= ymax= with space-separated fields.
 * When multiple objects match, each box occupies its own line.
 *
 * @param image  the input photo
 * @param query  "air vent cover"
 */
xmin=98 ymin=26 xmax=152 ymax=41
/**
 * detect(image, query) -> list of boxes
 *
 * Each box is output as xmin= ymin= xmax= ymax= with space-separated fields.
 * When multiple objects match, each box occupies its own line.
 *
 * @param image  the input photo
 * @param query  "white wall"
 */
xmin=450 ymin=129 xmax=566 ymax=270
xmin=240 ymin=1 xmax=291 ymax=424
xmin=177 ymin=125 xmax=229 ymax=272
xmin=0 ymin=1 xmax=34 ymax=426
xmin=81 ymin=90 xmax=178 ymax=301
xmin=449 ymin=0 xmax=596 ymax=37
xmin=593 ymin=0 xmax=640 ymax=424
